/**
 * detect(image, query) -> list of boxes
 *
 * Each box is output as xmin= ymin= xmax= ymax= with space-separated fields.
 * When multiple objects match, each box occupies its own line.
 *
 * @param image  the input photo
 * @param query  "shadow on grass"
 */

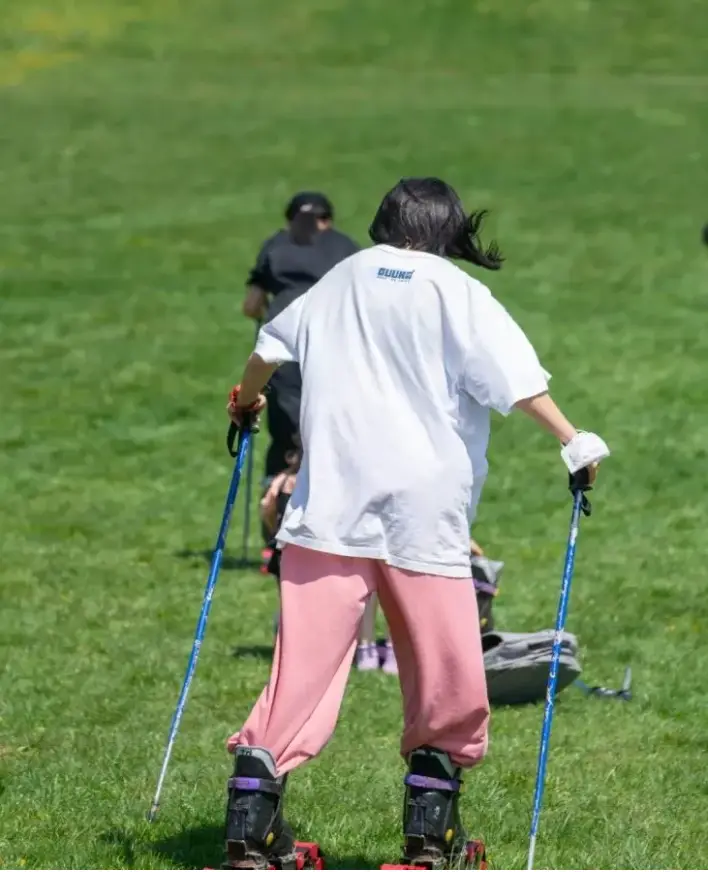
xmin=101 ymin=824 xmax=222 ymax=870
xmin=175 ymin=548 xmax=263 ymax=572
xmin=100 ymin=829 xmax=138 ymax=867
xmin=148 ymin=823 xmax=377 ymax=870
xmin=231 ymin=644 xmax=273 ymax=661
xmin=152 ymin=824 xmax=222 ymax=869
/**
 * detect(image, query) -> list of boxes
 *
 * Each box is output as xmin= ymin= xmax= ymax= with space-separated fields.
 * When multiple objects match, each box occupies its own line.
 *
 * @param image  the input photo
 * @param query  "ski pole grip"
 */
xmin=227 ymin=422 xmax=239 ymax=457
xmin=227 ymin=416 xmax=257 ymax=457
xmin=569 ymin=468 xmax=591 ymax=492
xmin=568 ymin=469 xmax=592 ymax=517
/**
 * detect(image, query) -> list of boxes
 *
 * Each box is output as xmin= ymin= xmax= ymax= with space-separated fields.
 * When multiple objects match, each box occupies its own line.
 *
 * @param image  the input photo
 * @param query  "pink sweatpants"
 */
xmin=228 ymin=545 xmax=489 ymax=774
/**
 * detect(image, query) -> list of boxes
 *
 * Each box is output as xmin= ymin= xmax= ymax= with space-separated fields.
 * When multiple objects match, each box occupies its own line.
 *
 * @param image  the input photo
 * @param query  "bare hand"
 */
xmin=470 ymin=538 xmax=484 ymax=557
xmin=226 ymin=389 xmax=267 ymax=429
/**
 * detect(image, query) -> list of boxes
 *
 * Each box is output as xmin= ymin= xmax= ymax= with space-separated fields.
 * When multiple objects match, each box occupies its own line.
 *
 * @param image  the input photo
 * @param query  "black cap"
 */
xmin=285 ymin=191 xmax=334 ymax=222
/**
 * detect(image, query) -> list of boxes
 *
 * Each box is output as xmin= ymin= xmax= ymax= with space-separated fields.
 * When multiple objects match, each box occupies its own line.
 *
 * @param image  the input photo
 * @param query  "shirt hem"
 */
xmin=275 ymin=531 xmax=472 ymax=579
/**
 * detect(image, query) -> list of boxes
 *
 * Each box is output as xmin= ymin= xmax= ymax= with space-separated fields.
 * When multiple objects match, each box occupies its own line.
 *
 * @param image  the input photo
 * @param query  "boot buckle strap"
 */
xmin=228 ymin=776 xmax=282 ymax=794
xmin=404 ymin=774 xmax=460 ymax=792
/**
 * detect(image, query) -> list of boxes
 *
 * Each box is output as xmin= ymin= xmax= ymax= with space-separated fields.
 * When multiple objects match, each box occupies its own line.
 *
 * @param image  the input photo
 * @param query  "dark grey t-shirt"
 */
xmin=247 ymin=227 xmax=359 ymax=323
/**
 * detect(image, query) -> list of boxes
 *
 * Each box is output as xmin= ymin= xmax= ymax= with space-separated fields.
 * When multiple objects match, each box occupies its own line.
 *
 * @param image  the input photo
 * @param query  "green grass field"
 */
xmin=1 ymin=0 xmax=707 ymax=868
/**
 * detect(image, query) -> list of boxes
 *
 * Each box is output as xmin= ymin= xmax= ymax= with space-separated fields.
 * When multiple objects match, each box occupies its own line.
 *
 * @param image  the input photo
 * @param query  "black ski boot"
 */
xmin=401 ymin=747 xmax=470 ymax=869
xmin=224 ymin=746 xmax=297 ymax=870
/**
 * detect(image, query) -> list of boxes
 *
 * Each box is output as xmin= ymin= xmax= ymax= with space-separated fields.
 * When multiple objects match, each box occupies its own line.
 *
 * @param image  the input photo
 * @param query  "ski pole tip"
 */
xmin=527 ymin=834 xmax=537 ymax=871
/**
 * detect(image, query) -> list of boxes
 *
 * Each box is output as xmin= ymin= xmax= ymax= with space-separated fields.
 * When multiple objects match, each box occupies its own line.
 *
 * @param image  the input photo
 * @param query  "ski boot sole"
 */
xmin=209 ymin=840 xmax=325 ymax=871
xmin=380 ymin=839 xmax=487 ymax=870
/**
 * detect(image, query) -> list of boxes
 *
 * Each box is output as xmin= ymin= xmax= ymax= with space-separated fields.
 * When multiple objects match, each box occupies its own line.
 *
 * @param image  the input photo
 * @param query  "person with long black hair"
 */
xmin=243 ymin=192 xmax=359 ymax=480
xmin=223 ymin=178 xmax=610 ymax=869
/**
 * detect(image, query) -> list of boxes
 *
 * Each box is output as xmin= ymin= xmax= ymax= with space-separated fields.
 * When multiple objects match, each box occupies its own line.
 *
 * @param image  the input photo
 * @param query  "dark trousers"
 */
xmin=264 ymin=364 xmax=301 ymax=478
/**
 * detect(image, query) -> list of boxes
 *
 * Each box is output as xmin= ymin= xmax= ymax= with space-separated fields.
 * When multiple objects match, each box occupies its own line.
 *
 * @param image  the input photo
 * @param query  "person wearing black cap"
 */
xmin=243 ymin=192 xmax=359 ymax=480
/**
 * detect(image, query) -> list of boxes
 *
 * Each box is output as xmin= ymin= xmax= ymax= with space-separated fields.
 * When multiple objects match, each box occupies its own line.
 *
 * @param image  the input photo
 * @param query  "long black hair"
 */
xmin=368 ymin=178 xmax=503 ymax=270
xmin=285 ymin=191 xmax=334 ymax=246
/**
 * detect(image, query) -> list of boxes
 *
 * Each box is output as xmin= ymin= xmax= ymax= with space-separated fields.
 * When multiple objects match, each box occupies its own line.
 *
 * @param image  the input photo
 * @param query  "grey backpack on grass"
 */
xmin=483 ymin=629 xmax=582 ymax=705
xmin=472 ymin=554 xmax=582 ymax=705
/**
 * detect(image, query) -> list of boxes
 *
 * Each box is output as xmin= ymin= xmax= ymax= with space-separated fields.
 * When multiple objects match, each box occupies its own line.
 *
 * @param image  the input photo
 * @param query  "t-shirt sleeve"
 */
xmin=254 ymin=294 xmax=305 ymax=365
xmin=246 ymin=239 xmax=272 ymax=288
xmin=461 ymin=287 xmax=551 ymax=416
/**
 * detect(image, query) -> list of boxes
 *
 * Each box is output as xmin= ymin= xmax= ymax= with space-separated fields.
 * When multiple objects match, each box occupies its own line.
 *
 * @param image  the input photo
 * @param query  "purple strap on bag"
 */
xmin=474 ymin=578 xmax=498 ymax=597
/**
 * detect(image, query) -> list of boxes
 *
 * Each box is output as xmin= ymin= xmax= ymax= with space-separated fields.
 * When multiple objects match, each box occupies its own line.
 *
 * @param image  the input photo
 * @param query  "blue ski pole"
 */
xmin=147 ymin=423 xmax=252 ymax=822
xmin=527 ymin=477 xmax=592 ymax=869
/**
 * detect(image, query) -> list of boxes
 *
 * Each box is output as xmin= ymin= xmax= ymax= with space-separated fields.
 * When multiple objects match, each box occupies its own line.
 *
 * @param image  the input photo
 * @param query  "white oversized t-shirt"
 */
xmin=254 ymin=244 xmax=550 ymax=578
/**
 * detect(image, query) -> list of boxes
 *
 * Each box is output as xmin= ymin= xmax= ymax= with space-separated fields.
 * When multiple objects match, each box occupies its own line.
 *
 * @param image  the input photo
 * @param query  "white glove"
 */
xmin=561 ymin=431 xmax=610 ymax=474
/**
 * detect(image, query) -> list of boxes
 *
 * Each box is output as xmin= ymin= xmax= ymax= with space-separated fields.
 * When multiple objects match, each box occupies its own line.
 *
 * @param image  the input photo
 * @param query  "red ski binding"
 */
xmin=209 ymin=841 xmax=324 ymax=870
xmin=291 ymin=841 xmax=325 ymax=870
xmin=380 ymin=839 xmax=487 ymax=870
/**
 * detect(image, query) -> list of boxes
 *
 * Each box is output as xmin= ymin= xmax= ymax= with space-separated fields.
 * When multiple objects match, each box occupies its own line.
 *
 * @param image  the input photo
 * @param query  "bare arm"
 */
xmin=514 ymin=392 xmax=578 ymax=444
xmin=243 ymin=286 xmax=268 ymax=320
xmin=237 ymin=353 xmax=277 ymax=406
xmin=230 ymin=296 xmax=302 ymax=424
